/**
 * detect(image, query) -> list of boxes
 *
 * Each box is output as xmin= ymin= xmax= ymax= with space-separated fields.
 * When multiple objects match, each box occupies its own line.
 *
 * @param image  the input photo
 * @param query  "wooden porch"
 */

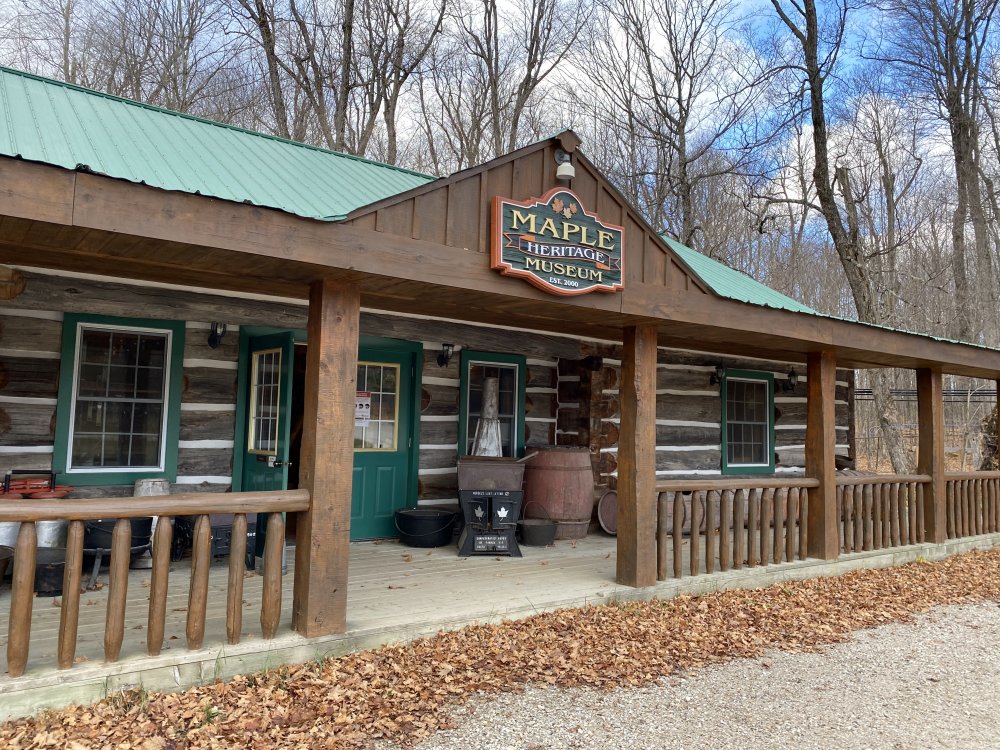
xmin=4 ymin=522 xmax=999 ymax=720
xmin=0 ymin=535 xmax=626 ymax=681
xmin=0 ymin=533 xmax=630 ymax=719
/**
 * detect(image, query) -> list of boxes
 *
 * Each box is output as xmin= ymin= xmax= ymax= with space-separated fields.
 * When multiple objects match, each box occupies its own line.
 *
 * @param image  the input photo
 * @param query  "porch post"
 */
xmin=995 ymin=379 xmax=1000 ymax=468
xmin=805 ymin=350 xmax=838 ymax=559
xmin=617 ymin=323 xmax=657 ymax=587
xmin=916 ymin=367 xmax=946 ymax=544
xmin=292 ymin=277 xmax=360 ymax=637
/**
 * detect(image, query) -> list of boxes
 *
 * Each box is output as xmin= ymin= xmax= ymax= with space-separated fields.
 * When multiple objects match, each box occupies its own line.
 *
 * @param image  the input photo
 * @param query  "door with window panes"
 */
xmin=351 ymin=345 xmax=415 ymax=539
xmin=241 ymin=333 xmax=294 ymax=495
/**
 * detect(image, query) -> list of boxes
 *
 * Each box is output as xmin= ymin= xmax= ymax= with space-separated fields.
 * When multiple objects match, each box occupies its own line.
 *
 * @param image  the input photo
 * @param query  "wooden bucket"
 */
xmin=134 ymin=477 xmax=171 ymax=568
xmin=523 ymin=447 xmax=594 ymax=540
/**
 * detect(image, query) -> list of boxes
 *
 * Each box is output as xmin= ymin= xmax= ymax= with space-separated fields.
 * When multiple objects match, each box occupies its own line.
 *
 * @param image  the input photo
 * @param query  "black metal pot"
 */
xmin=395 ymin=509 xmax=456 ymax=548
xmin=0 ymin=544 xmax=12 ymax=581
xmin=34 ymin=547 xmax=66 ymax=597
xmin=84 ymin=517 xmax=153 ymax=566
xmin=517 ymin=518 xmax=557 ymax=546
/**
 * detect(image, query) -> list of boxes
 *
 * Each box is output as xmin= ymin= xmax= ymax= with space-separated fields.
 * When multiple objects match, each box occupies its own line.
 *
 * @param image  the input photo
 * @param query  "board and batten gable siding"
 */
xmin=345 ymin=137 xmax=713 ymax=300
xmin=0 ymin=307 xmax=237 ymax=496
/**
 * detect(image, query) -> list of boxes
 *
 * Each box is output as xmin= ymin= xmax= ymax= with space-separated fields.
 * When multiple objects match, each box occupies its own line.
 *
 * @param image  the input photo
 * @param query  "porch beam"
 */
xmin=3 ymin=159 xmax=1000 ymax=378
xmin=292 ymin=278 xmax=360 ymax=637
xmin=617 ymin=323 xmax=658 ymax=587
xmin=805 ymin=350 xmax=839 ymax=559
xmin=917 ymin=368 xmax=946 ymax=543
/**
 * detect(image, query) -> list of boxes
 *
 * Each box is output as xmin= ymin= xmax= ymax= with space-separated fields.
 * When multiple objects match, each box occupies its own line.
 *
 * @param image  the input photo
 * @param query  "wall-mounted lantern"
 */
xmin=437 ymin=343 xmax=455 ymax=368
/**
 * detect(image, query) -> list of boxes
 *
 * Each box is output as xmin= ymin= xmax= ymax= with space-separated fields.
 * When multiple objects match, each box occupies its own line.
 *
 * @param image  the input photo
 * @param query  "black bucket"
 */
xmin=34 ymin=547 xmax=66 ymax=597
xmin=0 ymin=544 xmax=12 ymax=582
xmin=84 ymin=517 xmax=153 ymax=565
xmin=395 ymin=509 xmax=456 ymax=548
xmin=518 ymin=500 xmax=557 ymax=546
xmin=517 ymin=518 xmax=557 ymax=546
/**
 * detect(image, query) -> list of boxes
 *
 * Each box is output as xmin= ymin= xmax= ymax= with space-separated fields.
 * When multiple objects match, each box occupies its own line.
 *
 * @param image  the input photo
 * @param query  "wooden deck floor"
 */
xmin=0 ymin=535 xmax=622 ymax=678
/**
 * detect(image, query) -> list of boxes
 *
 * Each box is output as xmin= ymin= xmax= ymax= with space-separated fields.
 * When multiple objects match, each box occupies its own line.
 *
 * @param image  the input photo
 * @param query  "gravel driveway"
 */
xmin=396 ymin=602 xmax=1000 ymax=750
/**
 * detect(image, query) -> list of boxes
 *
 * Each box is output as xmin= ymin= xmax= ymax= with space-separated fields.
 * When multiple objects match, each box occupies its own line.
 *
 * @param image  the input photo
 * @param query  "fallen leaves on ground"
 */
xmin=4 ymin=547 xmax=1000 ymax=749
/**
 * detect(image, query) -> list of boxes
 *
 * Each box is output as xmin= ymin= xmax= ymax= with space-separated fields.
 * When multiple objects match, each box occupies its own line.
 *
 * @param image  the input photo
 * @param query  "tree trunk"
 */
xmin=870 ymin=371 xmax=912 ymax=473
xmin=334 ymin=0 xmax=355 ymax=151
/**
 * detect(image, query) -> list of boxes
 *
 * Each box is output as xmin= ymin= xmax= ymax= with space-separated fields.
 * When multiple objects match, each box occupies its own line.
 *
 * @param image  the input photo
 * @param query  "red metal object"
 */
xmin=3 ymin=471 xmax=72 ymax=498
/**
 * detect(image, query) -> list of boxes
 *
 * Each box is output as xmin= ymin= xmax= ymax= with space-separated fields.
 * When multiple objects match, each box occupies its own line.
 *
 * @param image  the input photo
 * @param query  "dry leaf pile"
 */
xmin=4 ymin=547 xmax=1000 ymax=749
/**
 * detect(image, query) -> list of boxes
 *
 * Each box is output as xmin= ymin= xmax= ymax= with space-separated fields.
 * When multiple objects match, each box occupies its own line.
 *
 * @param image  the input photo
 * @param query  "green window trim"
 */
xmin=53 ymin=314 xmax=185 ymax=486
xmin=458 ymin=350 xmax=527 ymax=458
xmin=720 ymin=369 xmax=775 ymax=476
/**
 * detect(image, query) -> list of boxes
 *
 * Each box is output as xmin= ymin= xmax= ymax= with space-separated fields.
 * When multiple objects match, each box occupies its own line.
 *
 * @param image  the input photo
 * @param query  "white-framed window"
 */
xmin=54 ymin=315 xmax=185 ymax=484
xmin=458 ymin=350 xmax=526 ymax=458
xmin=722 ymin=370 xmax=775 ymax=474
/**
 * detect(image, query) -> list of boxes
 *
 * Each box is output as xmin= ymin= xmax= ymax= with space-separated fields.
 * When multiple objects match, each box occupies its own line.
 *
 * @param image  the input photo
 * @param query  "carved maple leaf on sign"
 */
xmin=496 ymin=506 xmax=509 ymax=519
xmin=474 ymin=506 xmax=484 ymax=519
xmin=551 ymin=197 xmax=564 ymax=213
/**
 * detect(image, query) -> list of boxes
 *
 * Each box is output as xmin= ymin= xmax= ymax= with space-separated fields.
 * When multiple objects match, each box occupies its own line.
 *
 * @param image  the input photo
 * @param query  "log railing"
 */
xmin=835 ymin=475 xmax=929 ymax=552
xmin=944 ymin=472 xmax=1000 ymax=540
xmin=655 ymin=478 xmax=818 ymax=580
xmin=1 ymin=489 xmax=309 ymax=678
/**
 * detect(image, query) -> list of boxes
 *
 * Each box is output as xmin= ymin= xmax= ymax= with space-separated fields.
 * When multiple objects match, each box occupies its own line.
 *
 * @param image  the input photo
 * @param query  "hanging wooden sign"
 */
xmin=491 ymin=188 xmax=625 ymax=296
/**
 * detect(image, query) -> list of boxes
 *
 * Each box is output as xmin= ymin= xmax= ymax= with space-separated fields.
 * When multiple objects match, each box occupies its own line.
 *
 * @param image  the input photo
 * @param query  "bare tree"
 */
xmin=3 ymin=0 xmax=244 ymax=116
xmin=354 ymin=0 xmax=445 ymax=162
xmin=579 ymin=0 xmax=774 ymax=246
xmin=414 ymin=38 xmax=492 ymax=171
xmin=767 ymin=0 xmax=919 ymax=471
xmin=413 ymin=0 xmax=585 ymax=171
xmin=226 ymin=0 xmax=351 ymax=148
xmin=871 ymin=0 xmax=999 ymax=342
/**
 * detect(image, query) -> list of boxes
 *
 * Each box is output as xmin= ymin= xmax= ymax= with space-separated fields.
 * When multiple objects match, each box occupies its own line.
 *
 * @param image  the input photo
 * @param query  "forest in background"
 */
xmin=1 ymin=0 xmax=998 ymax=469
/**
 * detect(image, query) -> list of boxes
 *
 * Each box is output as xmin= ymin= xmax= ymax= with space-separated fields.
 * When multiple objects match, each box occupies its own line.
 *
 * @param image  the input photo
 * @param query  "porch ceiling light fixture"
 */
xmin=207 ymin=322 xmax=227 ymax=349
xmin=437 ymin=343 xmax=455 ymax=368
xmin=709 ymin=363 xmax=724 ymax=386
xmin=555 ymin=148 xmax=575 ymax=181
xmin=783 ymin=368 xmax=799 ymax=392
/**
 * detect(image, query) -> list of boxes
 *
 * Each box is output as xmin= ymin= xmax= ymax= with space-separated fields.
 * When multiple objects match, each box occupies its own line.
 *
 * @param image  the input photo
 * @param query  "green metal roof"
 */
xmin=0 ymin=66 xmax=434 ymax=221
xmin=664 ymin=236 xmax=1000 ymax=352
xmin=663 ymin=237 xmax=819 ymax=314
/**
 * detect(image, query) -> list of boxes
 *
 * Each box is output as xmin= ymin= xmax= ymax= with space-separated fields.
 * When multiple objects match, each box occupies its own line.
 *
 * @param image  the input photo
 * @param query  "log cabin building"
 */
xmin=0 ymin=65 xmax=998 ymax=701
xmin=0 ymin=67 xmax=854 ymax=515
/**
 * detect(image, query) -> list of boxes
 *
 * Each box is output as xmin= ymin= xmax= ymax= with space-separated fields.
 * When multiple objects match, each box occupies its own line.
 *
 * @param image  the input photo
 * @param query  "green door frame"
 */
xmin=357 ymin=338 xmax=424 ymax=511
xmin=232 ymin=325 xmax=305 ymax=492
xmin=233 ymin=328 xmax=422 ymax=520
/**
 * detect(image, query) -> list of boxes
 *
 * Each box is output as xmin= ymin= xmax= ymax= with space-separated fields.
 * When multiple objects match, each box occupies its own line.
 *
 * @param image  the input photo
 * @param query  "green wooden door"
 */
xmin=240 ymin=333 xmax=294 ymax=555
xmin=351 ymin=345 xmax=417 ymax=539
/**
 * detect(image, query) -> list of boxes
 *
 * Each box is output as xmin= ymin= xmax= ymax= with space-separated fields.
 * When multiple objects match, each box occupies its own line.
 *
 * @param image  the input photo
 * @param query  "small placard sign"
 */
xmin=473 ymin=534 xmax=510 ymax=552
xmin=355 ymin=391 xmax=371 ymax=427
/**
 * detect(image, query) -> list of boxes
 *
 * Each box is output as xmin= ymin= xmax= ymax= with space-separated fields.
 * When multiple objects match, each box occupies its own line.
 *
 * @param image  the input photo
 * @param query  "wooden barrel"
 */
xmin=523 ymin=447 xmax=594 ymax=539
xmin=597 ymin=489 xmax=617 ymax=535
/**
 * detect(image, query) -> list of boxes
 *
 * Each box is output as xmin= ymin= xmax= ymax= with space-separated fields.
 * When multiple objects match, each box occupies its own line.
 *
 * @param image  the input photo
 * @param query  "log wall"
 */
xmin=416 ymin=342 xmax=559 ymax=505
xmin=0 ymin=307 xmax=238 ymax=495
xmin=582 ymin=343 xmax=853 ymax=482
xmin=1 ymin=273 xmax=855 ymax=507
